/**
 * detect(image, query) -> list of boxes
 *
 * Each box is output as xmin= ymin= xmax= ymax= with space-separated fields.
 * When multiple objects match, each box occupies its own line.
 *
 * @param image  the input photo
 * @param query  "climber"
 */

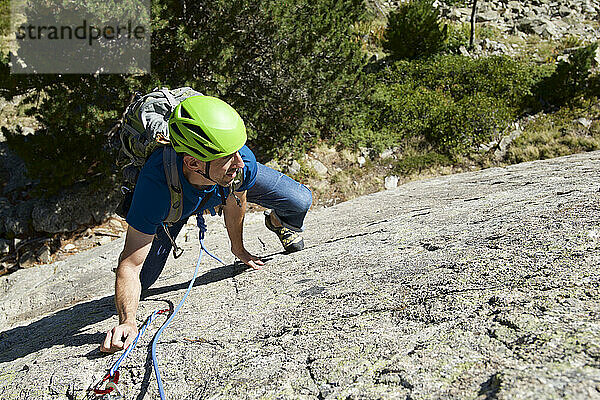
xmin=100 ymin=95 xmax=312 ymax=353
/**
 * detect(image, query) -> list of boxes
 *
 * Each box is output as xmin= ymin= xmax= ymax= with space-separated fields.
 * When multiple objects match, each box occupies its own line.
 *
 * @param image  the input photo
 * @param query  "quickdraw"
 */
xmin=92 ymin=371 xmax=122 ymax=398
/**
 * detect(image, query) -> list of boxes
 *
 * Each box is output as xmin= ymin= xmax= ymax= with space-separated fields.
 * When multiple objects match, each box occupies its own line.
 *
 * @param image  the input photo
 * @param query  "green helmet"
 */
xmin=168 ymin=96 xmax=247 ymax=162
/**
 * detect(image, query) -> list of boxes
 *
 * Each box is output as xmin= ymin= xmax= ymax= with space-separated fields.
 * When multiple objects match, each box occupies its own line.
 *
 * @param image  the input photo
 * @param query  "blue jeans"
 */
xmin=140 ymin=162 xmax=312 ymax=291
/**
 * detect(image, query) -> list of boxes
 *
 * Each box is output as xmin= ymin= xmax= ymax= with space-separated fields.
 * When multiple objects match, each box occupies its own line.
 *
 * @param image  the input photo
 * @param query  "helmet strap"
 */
xmin=205 ymin=160 xmax=211 ymax=179
xmin=192 ymin=160 xmax=218 ymax=184
xmin=195 ymin=160 xmax=242 ymax=209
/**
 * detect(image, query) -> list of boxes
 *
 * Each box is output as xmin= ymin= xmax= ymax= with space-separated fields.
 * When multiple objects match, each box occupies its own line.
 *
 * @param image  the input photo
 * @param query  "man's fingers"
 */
xmin=123 ymin=331 xmax=135 ymax=350
xmin=249 ymin=261 xmax=262 ymax=270
xmin=112 ymin=336 xmax=125 ymax=351
xmin=247 ymin=258 xmax=264 ymax=270
xmin=100 ymin=330 xmax=114 ymax=352
xmin=102 ymin=327 xmax=125 ymax=353
xmin=100 ymin=324 xmax=138 ymax=353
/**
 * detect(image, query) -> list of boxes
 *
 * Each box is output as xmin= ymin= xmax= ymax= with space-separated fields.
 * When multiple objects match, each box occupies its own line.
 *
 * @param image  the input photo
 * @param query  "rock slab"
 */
xmin=1 ymin=151 xmax=600 ymax=399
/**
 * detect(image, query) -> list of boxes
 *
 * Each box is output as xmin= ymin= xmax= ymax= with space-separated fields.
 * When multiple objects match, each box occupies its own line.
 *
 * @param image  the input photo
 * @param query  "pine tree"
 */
xmin=382 ymin=0 xmax=448 ymax=60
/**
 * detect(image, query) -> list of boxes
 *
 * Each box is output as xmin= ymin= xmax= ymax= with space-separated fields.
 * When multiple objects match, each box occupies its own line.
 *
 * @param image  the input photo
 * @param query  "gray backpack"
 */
xmin=117 ymin=86 xmax=203 ymax=225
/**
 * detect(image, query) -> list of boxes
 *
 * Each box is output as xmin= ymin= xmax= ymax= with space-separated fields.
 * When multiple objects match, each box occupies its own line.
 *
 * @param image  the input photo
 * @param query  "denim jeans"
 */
xmin=140 ymin=162 xmax=312 ymax=291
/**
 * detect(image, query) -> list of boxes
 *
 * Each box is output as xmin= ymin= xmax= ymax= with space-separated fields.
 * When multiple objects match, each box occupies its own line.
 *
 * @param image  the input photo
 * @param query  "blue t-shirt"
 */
xmin=127 ymin=145 xmax=257 ymax=235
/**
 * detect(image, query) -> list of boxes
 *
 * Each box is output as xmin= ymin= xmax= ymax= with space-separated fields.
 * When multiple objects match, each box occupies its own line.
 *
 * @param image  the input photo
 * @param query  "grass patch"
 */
xmin=352 ymin=16 xmax=387 ymax=56
xmin=506 ymin=98 xmax=600 ymax=164
xmin=394 ymin=151 xmax=452 ymax=175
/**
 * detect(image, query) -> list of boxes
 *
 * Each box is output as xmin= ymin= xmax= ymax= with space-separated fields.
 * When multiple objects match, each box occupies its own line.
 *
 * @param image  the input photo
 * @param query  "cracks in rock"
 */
xmin=374 ymin=368 xmax=414 ymax=391
xmin=305 ymin=356 xmax=342 ymax=400
xmin=306 ymin=356 xmax=325 ymax=400
xmin=407 ymin=285 xmax=504 ymax=297
xmin=326 ymin=229 xmax=386 ymax=244
xmin=303 ymin=230 xmax=387 ymax=252
xmin=409 ymin=207 xmax=431 ymax=214
xmin=257 ymin=236 xmax=267 ymax=252
xmin=232 ymin=276 xmax=240 ymax=299
xmin=420 ymin=241 xmax=442 ymax=251
xmin=181 ymin=337 xmax=225 ymax=349
xmin=365 ymin=219 xmax=389 ymax=228
xmin=256 ymin=325 xmax=301 ymax=341
xmin=494 ymin=315 xmax=520 ymax=331
xmin=557 ymin=189 xmax=579 ymax=196
xmin=407 ymin=343 xmax=425 ymax=356
xmin=340 ymin=305 xmax=408 ymax=319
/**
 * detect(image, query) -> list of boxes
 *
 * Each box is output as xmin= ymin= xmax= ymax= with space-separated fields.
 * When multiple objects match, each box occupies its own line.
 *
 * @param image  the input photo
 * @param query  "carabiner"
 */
xmin=92 ymin=371 xmax=120 ymax=396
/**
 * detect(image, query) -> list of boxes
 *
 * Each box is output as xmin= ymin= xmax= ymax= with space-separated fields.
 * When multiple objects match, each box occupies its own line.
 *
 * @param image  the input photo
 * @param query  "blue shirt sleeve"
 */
xmin=236 ymin=145 xmax=257 ymax=192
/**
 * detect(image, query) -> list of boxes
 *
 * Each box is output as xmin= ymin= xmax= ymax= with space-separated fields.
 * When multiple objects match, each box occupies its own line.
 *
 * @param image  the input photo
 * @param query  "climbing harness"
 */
xmin=93 ymin=215 xmax=226 ymax=399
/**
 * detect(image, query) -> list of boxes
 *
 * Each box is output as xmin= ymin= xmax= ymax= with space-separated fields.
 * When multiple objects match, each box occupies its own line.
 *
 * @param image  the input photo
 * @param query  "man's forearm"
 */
xmin=224 ymin=192 xmax=247 ymax=251
xmin=115 ymin=262 xmax=142 ymax=326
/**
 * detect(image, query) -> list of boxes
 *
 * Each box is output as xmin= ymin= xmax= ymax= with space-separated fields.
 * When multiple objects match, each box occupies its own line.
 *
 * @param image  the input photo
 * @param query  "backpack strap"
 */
xmin=162 ymin=147 xmax=183 ymax=225
xmin=159 ymin=88 xmax=179 ymax=112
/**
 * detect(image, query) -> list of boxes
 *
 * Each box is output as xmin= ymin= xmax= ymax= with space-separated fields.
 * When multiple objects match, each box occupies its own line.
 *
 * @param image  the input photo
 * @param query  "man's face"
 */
xmin=210 ymin=151 xmax=245 ymax=186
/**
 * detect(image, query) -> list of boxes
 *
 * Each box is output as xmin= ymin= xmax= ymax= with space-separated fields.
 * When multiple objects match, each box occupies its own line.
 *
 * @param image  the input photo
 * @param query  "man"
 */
xmin=101 ymin=95 xmax=312 ymax=353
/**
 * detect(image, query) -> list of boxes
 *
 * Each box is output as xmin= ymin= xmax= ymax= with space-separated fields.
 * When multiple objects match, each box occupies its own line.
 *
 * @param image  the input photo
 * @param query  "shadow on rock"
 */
xmin=0 ymin=260 xmax=268 ymax=364
xmin=0 ymin=295 xmax=115 ymax=363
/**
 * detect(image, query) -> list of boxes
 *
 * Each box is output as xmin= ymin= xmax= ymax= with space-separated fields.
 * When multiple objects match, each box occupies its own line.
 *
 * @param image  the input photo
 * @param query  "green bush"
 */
xmin=445 ymin=22 xmax=471 ymax=53
xmin=151 ymin=0 xmax=368 ymax=159
xmin=394 ymin=152 xmax=451 ymax=175
xmin=0 ymin=0 xmax=8 ymax=37
xmin=588 ymin=73 xmax=600 ymax=98
xmin=2 ymin=76 xmax=135 ymax=196
xmin=535 ymin=42 xmax=599 ymax=106
xmin=382 ymin=0 xmax=448 ymax=60
xmin=342 ymin=55 xmax=546 ymax=155
xmin=386 ymin=55 xmax=549 ymax=110
xmin=1 ymin=0 xmax=369 ymax=195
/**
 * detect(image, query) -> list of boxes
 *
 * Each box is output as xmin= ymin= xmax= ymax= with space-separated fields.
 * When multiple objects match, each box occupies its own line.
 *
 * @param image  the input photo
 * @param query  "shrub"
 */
xmin=2 ymin=75 xmax=135 ymax=196
xmin=394 ymin=152 xmax=451 ymax=175
xmin=382 ymin=0 xmax=448 ymax=60
xmin=151 ymin=0 xmax=368 ymax=159
xmin=433 ymin=92 xmax=513 ymax=152
xmin=343 ymin=78 xmax=513 ymax=156
xmin=1 ymin=0 xmax=370 ymax=196
xmin=0 ymin=0 xmax=8 ymax=37
xmin=386 ymin=54 xmax=548 ymax=110
xmin=535 ymin=42 xmax=598 ymax=106
xmin=445 ymin=22 xmax=471 ymax=53
xmin=342 ymin=55 xmax=545 ymax=155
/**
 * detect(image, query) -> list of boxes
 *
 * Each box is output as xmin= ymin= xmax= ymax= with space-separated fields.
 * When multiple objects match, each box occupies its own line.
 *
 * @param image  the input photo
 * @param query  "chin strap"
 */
xmin=194 ymin=162 xmax=243 ymax=214
xmin=205 ymin=159 xmax=212 ymax=181
xmin=194 ymin=160 xmax=217 ymax=184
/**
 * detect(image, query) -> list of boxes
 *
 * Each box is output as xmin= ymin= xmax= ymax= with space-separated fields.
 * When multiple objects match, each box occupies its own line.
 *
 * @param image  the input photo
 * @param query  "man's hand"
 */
xmin=100 ymin=322 xmax=138 ymax=353
xmin=232 ymin=247 xmax=265 ymax=270
xmin=222 ymin=190 xmax=264 ymax=269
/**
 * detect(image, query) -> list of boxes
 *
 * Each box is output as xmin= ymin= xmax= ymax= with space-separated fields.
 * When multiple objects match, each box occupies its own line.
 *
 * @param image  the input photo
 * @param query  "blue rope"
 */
xmin=151 ymin=215 xmax=225 ymax=399
xmin=108 ymin=309 xmax=163 ymax=377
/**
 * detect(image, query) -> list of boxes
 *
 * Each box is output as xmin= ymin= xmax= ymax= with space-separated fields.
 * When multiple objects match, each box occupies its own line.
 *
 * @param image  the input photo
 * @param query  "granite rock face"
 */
xmin=1 ymin=151 xmax=599 ymax=399
xmin=0 ymin=142 xmax=121 ymax=237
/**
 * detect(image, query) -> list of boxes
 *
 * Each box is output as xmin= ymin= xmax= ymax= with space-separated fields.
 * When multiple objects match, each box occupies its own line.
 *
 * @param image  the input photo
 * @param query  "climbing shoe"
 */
xmin=264 ymin=211 xmax=304 ymax=253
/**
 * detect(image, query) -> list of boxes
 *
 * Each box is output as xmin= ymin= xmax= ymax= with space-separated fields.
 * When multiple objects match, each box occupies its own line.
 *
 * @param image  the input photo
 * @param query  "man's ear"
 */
xmin=182 ymin=155 xmax=204 ymax=171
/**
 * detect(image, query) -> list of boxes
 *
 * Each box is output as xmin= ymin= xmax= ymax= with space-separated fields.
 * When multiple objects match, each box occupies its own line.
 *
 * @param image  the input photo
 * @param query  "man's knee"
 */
xmin=294 ymin=184 xmax=312 ymax=214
